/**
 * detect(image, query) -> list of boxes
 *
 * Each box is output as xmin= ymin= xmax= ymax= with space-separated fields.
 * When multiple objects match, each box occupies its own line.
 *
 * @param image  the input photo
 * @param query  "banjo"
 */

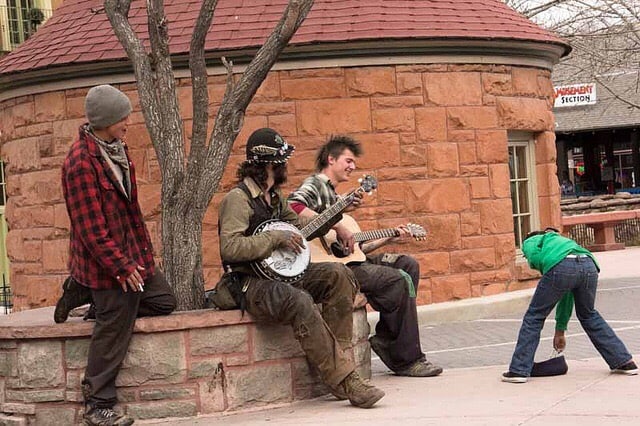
xmin=251 ymin=175 xmax=378 ymax=282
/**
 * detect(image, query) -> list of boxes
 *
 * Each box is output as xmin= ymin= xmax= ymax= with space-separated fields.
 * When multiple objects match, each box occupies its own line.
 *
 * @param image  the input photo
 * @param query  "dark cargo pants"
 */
xmin=241 ymin=262 xmax=357 ymax=387
xmin=350 ymin=253 xmax=425 ymax=371
xmin=82 ymin=271 xmax=177 ymax=408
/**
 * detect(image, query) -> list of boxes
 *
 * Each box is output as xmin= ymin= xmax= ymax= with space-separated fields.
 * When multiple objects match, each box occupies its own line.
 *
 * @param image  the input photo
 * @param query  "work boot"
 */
xmin=83 ymin=406 xmax=134 ymax=426
xmin=54 ymin=277 xmax=91 ymax=323
xmin=328 ymin=383 xmax=348 ymax=401
xmin=336 ymin=371 xmax=385 ymax=408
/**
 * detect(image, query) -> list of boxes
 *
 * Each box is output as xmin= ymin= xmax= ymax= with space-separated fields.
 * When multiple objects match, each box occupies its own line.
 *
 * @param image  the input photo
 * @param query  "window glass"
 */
xmin=509 ymin=135 xmax=538 ymax=249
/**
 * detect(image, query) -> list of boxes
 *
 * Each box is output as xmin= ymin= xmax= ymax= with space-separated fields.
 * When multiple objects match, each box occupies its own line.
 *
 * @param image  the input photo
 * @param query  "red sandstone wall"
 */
xmin=0 ymin=64 xmax=560 ymax=310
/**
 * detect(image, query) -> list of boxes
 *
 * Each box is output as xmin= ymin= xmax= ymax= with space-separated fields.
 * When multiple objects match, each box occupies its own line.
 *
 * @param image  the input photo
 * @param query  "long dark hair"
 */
xmin=315 ymin=135 xmax=362 ymax=171
xmin=236 ymin=162 xmax=287 ymax=189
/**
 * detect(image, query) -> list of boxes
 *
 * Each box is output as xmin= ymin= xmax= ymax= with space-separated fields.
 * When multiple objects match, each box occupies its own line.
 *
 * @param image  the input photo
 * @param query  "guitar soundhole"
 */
xmin=330 ymin=242 xmax=349 ymax=258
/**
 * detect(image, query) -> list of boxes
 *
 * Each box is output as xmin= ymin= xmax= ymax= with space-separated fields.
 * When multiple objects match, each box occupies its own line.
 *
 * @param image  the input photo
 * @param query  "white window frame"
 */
xmin=508 ymin=131 xmax=539 ymax=251
xmin=0 ymin=0 xmax=52 ymax=52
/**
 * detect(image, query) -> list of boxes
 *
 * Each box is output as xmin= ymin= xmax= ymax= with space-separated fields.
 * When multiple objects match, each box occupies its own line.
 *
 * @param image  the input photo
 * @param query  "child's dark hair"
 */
xmin=524 ymin=227 xmax=560 ymax=241
xmin=315 ymin=135 xmax=362 ymax=171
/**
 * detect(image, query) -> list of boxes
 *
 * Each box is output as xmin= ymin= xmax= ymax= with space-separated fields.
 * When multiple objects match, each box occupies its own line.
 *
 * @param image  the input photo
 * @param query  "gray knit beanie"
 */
xmin=85 ymin=85 xmax=132 ymax=129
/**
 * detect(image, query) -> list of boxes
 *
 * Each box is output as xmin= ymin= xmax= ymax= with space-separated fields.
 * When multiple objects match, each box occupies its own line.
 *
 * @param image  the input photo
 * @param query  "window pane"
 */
xmin=511 ymin=180 xmax=518 ymax=214
xmin=521 ymin=214 xmax=532 ymax=239
xmin=513 ymin=217 xmax=521 ymax=246
xmin=517 ymin=146 xmax=528 ymax=179
xmin=508 ymin=147 xmax=515 ymax=179
xmin=509 ymin=136 xmax=537 ymax=249
xmin=518 ymin=181 xmax=530 ymax=214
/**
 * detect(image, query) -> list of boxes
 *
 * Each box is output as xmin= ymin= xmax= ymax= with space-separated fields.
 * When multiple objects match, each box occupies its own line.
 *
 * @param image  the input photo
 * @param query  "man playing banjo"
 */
xmin=217 ymin=128 xmax=385 ymax=408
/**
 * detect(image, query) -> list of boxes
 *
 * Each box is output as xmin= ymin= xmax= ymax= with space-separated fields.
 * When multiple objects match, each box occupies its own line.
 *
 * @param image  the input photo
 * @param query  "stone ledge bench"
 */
xmin=0 ymin=306 xmax=370 ymax=425
xmin=562 ymin=210 xmax=640 ymax=251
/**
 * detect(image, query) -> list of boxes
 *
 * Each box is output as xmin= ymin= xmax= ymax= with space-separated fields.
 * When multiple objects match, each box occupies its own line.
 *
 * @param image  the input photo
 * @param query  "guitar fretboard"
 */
xmin=353 ymin=228 xmax=400 ymax=242
xmin=301 ymin=193 xmax=353 ymax=239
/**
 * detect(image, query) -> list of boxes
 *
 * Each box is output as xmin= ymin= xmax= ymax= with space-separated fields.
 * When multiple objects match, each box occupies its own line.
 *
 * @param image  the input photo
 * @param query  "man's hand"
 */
xmin=122 ymin=264 xmax=145 ymax=293
xmin=272 ymin=230 xmax=305 ymax=254
xmin=389 ymin=225 xmax=412 ymax=243
xmin=553 ymin=329 xmax=566 ymax=352
xmin=335 ymin=223 xmax=355 ymax=255
xmin=344 ymin=191 xmax=363 ymax=212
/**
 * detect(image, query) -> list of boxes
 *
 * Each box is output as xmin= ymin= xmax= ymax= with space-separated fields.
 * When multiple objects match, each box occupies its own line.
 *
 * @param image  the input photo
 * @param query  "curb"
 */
xmin=367 ymin=288 xmax=535 ymax=330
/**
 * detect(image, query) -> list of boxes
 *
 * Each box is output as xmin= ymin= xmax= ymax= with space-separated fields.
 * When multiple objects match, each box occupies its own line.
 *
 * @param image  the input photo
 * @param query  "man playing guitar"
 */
xmin=217 ymin=128 xmax=384 ymax=408
xmin=288 ymin=135 xmax=442 ymax=378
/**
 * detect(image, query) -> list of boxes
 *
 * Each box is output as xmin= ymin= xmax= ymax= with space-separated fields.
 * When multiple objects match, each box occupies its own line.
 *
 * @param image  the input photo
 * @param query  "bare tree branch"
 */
xmin=199 ymin=0 xmax=315 ymax=210
xmin=508 ymin=0 xmax=640 ymax=108
xmin=104 ymin=0 xmax=317 ymax=310
xmin=188 ymin=0 xmax=219 ymax=179
xmin=104 ymin=0 xmax=161 ymax=139
xmin=146 ymin=0 xmax=185 ymax=195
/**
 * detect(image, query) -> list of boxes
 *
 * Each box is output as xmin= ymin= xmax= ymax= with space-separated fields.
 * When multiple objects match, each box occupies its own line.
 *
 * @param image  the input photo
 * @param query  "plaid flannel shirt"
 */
xmin=62 ymin=125 xmax=155 ymax=290
xmin=287 ymin=173 xmax=338 ymax=214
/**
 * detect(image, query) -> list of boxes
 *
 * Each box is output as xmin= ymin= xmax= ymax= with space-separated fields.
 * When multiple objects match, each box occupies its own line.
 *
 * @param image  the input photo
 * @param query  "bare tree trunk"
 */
xmin=104 ymin=0 xmax=315 ymax=310
xmin=162 ymin=205 xmax=205 ymax=309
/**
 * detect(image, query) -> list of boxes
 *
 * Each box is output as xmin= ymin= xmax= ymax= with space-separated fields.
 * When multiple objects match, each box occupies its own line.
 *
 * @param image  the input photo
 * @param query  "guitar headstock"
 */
xmin=406 ymin=223 xmax=427 ymax=241
xmin=356 ymin=174 xmax=378 ymax=194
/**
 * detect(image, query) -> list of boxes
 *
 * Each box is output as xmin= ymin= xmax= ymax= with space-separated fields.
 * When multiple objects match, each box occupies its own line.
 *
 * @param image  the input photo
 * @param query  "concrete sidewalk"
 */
xmin=147 ymin=247 xmax=640 ymax=425
xmin=151 ymin=356 xmax=638 ymax=425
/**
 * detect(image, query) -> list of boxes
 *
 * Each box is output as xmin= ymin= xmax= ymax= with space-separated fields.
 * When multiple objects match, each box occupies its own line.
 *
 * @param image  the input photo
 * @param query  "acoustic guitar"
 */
xmin=250 ymin=176 xmax=378 ymax=282
xmin=309 ymin=214 xmax=427 ymax=265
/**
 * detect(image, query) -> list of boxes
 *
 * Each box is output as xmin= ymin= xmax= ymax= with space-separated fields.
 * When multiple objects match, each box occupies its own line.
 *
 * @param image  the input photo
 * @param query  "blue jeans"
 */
xmin=509 ymin=256 xmax=632 ymax=376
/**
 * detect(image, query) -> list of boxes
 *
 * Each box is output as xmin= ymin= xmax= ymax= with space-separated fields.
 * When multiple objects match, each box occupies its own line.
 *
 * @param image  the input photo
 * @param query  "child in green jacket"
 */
xmin=502 ymin=228 xmax=637 ymax=383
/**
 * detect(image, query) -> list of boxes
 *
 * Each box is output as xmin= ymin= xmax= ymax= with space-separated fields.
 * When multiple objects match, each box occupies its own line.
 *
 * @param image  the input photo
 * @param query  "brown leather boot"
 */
xmin=336 ymin=371 xmax=385 ymax=408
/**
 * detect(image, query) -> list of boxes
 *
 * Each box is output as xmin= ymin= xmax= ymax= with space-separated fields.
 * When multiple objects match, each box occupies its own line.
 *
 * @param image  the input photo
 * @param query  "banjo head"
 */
xmin=253 ymin=220 xmax=310 ymax=282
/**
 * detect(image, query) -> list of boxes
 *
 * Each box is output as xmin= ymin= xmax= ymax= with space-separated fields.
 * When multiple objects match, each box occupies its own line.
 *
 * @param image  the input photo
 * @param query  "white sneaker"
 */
xmin=611 ymin=361 xmax=638 ymax=376
xmin=501 ymin=371 xmax=528 ymax=383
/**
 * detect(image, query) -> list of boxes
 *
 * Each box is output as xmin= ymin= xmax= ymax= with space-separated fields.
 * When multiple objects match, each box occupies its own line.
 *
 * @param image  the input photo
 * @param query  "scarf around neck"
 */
xmin=88 ymin=126 xmax=130 ymax=172
xmin=86 ymin=125 xmax=132 ymax=197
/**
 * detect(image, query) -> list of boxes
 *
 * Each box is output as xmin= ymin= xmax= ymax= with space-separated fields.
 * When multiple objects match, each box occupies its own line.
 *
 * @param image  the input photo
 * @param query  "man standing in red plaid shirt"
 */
xmin=56 ymin=84 xmax=176 ymax=426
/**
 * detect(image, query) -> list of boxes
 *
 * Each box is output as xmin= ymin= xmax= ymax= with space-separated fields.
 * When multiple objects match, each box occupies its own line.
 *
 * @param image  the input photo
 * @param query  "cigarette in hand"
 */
xmin=138 ymin=283 xmax=144 ymax=292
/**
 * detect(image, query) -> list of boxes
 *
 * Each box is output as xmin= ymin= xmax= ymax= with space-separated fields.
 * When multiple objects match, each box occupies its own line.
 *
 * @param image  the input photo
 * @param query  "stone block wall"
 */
xmin=0 ymin=307 xmax=370 ymax=424
xmin=0 ymin=63 xmax=561 ymax=310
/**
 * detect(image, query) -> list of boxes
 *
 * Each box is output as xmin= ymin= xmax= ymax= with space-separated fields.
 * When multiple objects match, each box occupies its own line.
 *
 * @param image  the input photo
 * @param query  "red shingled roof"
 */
xmin=0 ymin=0 xmax=568 ymax=75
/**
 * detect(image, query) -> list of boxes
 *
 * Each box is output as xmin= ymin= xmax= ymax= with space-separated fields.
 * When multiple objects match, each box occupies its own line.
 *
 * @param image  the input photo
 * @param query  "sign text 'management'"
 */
xmin=553 ymin=83 xmax=597 ymax=108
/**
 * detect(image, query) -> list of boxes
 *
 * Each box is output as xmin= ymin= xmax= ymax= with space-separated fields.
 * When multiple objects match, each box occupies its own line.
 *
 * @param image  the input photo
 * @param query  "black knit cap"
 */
xmin=245 ymin=128 xmax=294 ymax=163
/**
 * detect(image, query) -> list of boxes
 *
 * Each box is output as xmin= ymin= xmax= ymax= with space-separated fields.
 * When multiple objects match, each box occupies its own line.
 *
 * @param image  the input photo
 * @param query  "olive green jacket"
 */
xmin=218 ymin=178 xmax=302 ymax=274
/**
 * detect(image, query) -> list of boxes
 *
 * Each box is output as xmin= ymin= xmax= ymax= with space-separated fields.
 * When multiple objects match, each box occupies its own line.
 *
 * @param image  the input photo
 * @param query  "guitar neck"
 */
xmin=353 ymin=228 xmax=400 ymax=243
xmin=300 ymin=195 xmax=353 ymax=239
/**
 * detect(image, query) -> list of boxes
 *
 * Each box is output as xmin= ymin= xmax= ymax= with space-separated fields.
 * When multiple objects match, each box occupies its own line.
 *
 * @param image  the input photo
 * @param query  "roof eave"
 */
xmin=0 ymin=38 xmax=568 ymax=94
